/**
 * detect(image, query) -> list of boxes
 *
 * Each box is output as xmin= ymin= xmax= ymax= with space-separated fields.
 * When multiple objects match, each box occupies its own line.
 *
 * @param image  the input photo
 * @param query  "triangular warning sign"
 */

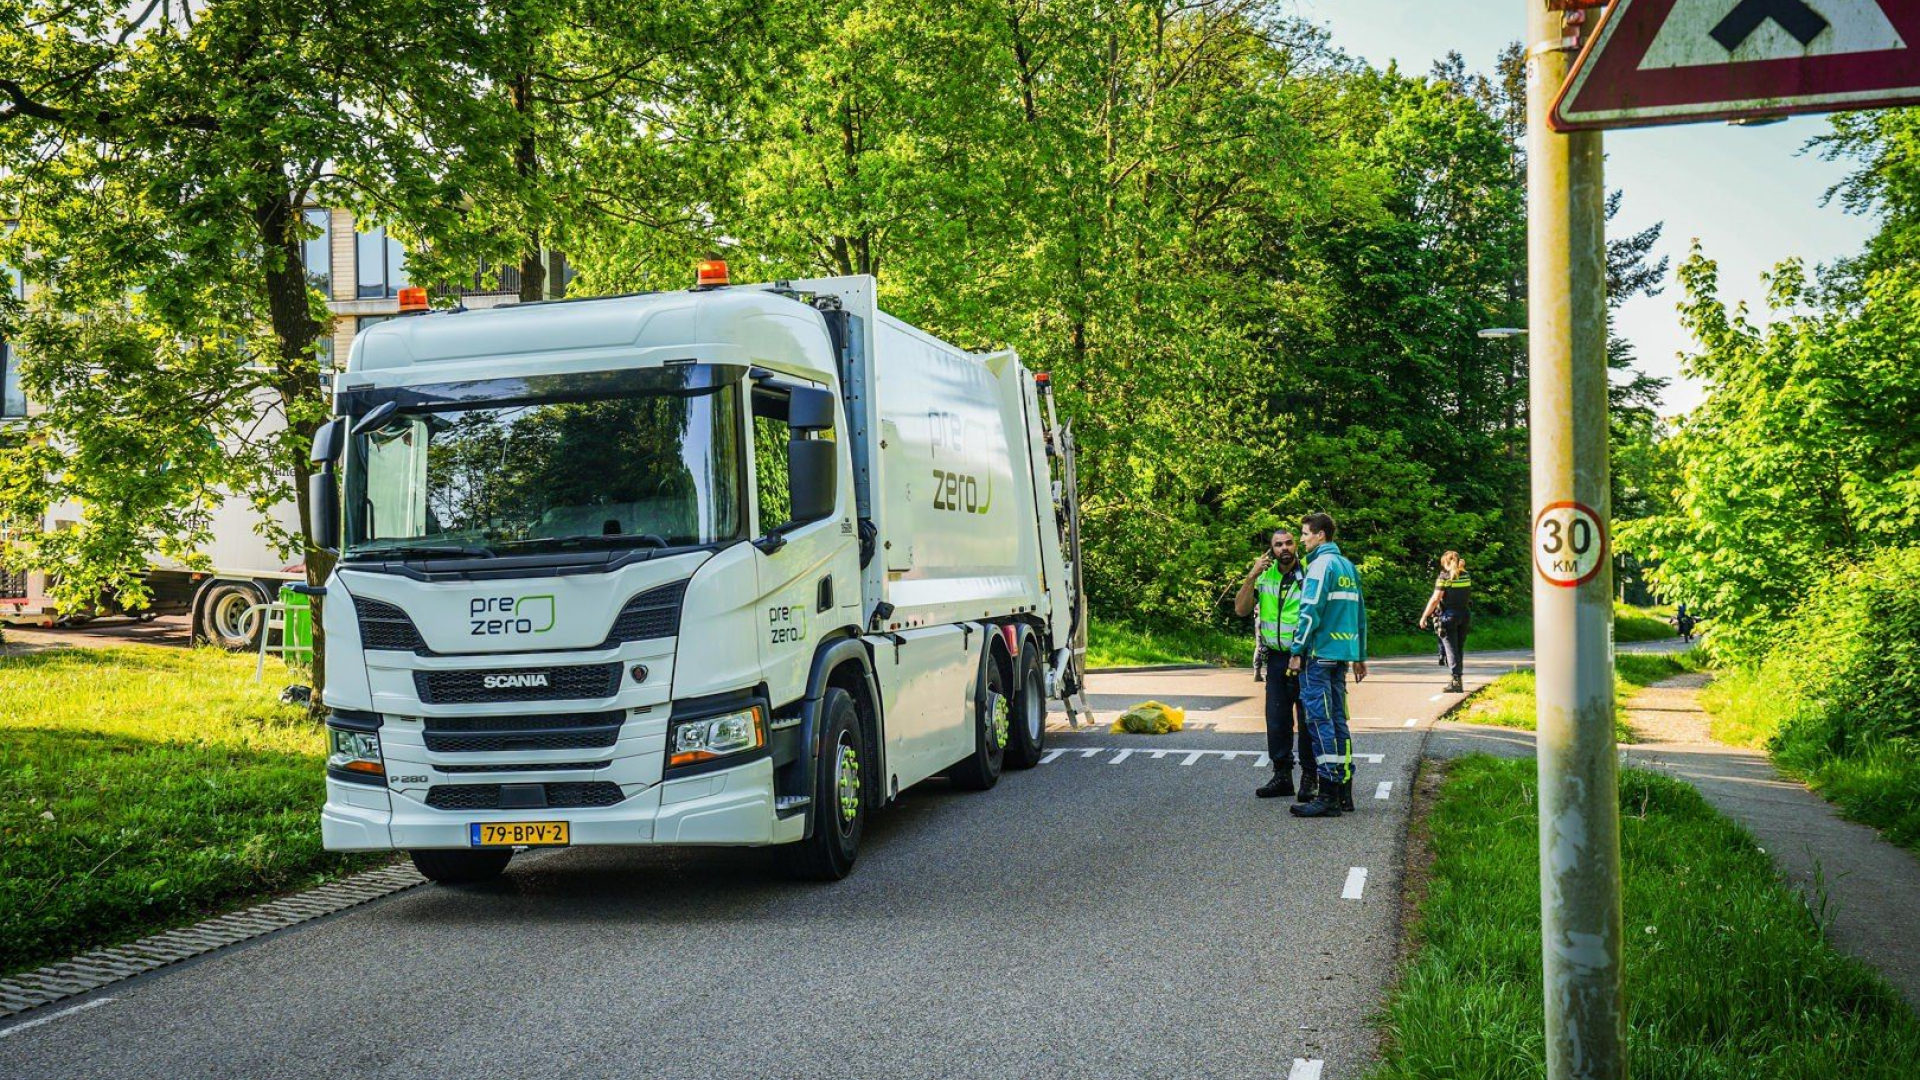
xmin=1554 ymin=0 xmax=1920 ymax=131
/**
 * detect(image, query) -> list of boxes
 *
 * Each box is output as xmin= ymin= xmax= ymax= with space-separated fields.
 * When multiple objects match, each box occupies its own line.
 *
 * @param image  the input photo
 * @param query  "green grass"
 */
xmin=1370 ymin=756 xmax=1920 ymax=1078
xmin=1458 ymin=651 xmax=1704 ymax=742
xmin=1698 ymin=665 xmax=1779 ymax=749
xmin=1789 ymin=743 xmax=1920 ymax=853
xmin=0 ymin=645 xmax=380 ymax=976
xmin=1086 ymin=617 xmax=1249 ymax=668
xmin=1370 ymin=613 xmax=1536 ymax=660
xmin=1091 ymin=605 xmax=1682 ymax=669
xmin=1700 ymin=665 xmax=1920 ymax=853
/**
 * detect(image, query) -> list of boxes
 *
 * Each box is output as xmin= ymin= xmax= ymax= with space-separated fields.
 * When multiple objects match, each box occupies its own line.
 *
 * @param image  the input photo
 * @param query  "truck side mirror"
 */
xmin=308 ymin=468 xmax=340 ymax=551
xmin=788 ymin=439 xmax=836 ymax=524
xmin=788 ymin=386 xmax=836 ymax=433
xmin=310 ymin=417 xmax=346 ymax=464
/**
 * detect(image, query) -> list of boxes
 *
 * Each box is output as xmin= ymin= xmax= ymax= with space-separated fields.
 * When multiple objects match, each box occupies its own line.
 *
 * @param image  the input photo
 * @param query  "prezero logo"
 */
xmin=470 ymin=594 xmax=557 ymax=636
xmin=482 ymin=673 xmax=550 ymax=689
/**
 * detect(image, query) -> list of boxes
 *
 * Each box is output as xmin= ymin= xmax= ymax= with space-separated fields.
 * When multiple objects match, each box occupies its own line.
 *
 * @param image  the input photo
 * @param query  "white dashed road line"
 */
xmin=0 ymin=997 xmax=116 ymax=1039
xmin=1403 ymin=717 xmax=1419 ymax=727
xmin=1289 ymin=1057 xmax=1325 ymax=1079
xmin=1375 ymin=782 xmax=1393 ymax=800
xmin=1428 ymin=692 xmax=1446 ymax=701
xmin=1342 ymin=867 xmax=1368 ymax=900
xmin=1038 ymin=747 xmax=1389 ymax=768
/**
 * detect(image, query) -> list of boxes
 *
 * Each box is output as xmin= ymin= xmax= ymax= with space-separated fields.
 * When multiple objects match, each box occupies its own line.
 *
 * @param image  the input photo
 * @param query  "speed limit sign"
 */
xmin=1534 ymin=500 xmax=1606 ymax=588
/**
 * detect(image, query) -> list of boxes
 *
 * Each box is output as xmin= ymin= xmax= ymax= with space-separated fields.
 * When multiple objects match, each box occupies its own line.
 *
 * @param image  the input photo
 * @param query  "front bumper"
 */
xmin=322 ymin=755 xmax=784 ymax=851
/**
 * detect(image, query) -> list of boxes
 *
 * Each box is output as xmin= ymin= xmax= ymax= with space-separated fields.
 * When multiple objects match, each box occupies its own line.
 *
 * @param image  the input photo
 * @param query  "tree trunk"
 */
xmin=253 ymin=190 xmax=331 ymax=712
xmin=512 ymin=69 xmax=545 ymax=303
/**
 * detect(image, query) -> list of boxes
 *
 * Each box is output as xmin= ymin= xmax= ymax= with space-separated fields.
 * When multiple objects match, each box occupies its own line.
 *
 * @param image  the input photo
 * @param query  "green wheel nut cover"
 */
xmin=837 ymin=744 xmax=860 ymax=823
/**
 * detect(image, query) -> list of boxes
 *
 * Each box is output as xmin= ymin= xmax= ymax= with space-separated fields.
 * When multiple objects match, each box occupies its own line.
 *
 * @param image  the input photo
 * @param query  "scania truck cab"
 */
xmin=310 ymin=269 xmax=1087 ymax=881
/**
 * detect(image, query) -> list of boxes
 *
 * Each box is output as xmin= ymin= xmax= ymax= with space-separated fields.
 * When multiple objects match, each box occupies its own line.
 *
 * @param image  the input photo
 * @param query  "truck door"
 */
xmin=749 ymin=378 xmax=859 ymax=708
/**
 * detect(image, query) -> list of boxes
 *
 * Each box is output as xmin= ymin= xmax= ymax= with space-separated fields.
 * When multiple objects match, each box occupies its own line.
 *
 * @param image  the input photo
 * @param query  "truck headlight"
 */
xmin=669 ymin=706 xmax=766 ymax=768
xmin=328 ymin=728 xmax=385 ymax=777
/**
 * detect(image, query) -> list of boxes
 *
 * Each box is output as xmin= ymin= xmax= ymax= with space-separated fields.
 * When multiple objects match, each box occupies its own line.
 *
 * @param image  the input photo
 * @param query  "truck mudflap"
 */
xmin=321 ymin=756 xmax=789 ymax=851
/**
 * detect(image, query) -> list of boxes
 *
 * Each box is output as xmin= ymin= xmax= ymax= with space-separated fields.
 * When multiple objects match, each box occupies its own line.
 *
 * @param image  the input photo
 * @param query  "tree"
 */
xmin=1618 ymin=246 xmax=1920 ymax=659
xmin=0 ymin=2 xmax=519 ymax=691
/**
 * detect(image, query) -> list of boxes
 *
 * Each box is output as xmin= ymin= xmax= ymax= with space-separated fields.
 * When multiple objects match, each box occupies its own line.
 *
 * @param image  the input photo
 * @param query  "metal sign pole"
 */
xmin=1527 ymin=2 xmax=1624 ymax=1078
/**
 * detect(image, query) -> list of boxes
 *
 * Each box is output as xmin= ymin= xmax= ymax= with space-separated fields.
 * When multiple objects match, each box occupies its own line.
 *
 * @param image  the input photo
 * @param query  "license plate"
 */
xmin=470 ymin=821 xmax=570 ymax=847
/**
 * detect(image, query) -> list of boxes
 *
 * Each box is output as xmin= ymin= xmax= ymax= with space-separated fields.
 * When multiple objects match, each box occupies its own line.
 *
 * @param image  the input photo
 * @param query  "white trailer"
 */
xmin=0 ymin=488 xmax=302 ymax=648
xmin=309 ymin=270 xmax=1088 ymax=881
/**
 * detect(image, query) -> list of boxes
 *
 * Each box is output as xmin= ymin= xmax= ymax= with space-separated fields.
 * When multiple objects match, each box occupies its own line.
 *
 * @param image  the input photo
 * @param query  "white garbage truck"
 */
xmin=308 ymin=268 xmax=1089 ymax=881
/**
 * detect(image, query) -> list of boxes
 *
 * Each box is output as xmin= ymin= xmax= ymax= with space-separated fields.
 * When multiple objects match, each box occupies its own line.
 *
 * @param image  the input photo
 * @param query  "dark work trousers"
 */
xmin=1264 ymin=655 xmax=1314 ymax=775
xmin=1301 ymin=659 xmax=1353 ymax=786
xmin=1438 ymin=614 xmax=1469 ymax=682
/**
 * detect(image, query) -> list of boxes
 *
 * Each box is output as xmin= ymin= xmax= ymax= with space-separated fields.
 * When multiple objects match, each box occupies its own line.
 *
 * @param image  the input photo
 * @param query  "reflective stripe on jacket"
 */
xmin=1289 ymin=541 xmax=1368 ymax=661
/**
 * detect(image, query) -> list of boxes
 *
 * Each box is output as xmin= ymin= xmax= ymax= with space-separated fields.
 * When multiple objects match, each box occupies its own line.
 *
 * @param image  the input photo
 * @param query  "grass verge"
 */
xmin=0 ymin=645 xmax=380 ymax=976
xmin=1086 ymin=617 xmax=1248 ymax=668
xmin=1370 ymin=755 xmax=1920 ymax=1078
xmin=1702 ymin=665 xmax=1920 ymax=852
xmin=1457 ymin=651 xmax=1704 ymax=742
xmin=1092 ymin=605 xmax=1682 ymax=669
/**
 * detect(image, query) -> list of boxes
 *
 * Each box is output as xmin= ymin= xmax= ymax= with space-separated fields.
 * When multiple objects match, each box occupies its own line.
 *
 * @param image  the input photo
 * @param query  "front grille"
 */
xmin=425 ymin=730 xmax=618 ymax=753
xmin=599 ymin=581 xmax=686 ymax=647
xmin=437 ymin=760 xmax=608 ymax=774
xmin=424 ymin=711 xmax=620 ymax=732
xmin=414 ymin=663 xmax=623 ymax=704
xmin=421 ymin=710 xmax=625 ymax=754
xmin=425 ymin=782 xmax=627 ymax=811
xmin=355 ymin=598 xmax=427 ymax=652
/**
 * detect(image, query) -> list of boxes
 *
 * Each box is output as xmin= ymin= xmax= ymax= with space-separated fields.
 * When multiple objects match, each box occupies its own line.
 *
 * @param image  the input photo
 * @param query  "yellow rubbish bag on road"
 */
xmin=1110 ymin=700 xmax=1186 ymax=735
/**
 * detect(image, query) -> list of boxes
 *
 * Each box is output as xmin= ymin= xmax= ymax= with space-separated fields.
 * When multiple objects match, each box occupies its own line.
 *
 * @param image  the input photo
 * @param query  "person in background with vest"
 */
xmin=1234 ymin=529 xmax=1316 ymax=801
xmin=1287 ymin=512 xmax=1368 ymax=820
xmin=1419 ymin=551 xmax=1472 ymax=694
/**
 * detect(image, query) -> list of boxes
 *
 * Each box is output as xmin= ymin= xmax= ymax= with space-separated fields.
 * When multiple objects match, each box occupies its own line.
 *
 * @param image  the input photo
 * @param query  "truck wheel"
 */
xmin=1004 ymin=643 xmax=1047 ymax=769
xmin=782 ymin=687 xmax=864 ymax=882
xmin=948 ymin=649 xmax=1008 ymax=791
xmin=410 ymin=849 xmax=513 ymax=884
xmin=196 ymin=580 xmax=267 ymax=651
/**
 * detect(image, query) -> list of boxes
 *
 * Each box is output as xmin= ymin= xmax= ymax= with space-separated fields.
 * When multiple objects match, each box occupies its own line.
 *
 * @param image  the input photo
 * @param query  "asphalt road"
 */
xmin=0 ymin=645 xmax=1545 ymax=1080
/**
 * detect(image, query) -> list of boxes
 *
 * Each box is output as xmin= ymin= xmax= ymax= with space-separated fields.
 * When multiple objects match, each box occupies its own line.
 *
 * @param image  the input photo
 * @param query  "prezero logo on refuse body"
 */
xmin=470 ymin=595 xmax=557 ymax=636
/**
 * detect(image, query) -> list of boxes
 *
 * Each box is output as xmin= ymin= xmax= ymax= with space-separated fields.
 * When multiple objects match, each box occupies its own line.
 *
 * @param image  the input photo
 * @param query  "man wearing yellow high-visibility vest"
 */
xmin=1234 ymin=528 xmax=1316 ymax=802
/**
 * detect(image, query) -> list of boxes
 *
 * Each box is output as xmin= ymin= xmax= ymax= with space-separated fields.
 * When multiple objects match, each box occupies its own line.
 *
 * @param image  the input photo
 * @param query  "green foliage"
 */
xmin=1770 ymin=547 xmax=1920 ymax=760
xmin=1621 ymin=244 xmax=1920 ymax=663
xmin=1086 ymin=617 xmax=1250 ymax=669
xmin=0 ymin=3 xmax=1680 ymax=654
xmin=1092 ymin=606 xmax=1675 ymax=668
xmin=1371 ymin=756 xmax=1920 ymax=1079
xmin=1700 ymin=547 xmax=1920 ymax=850
xmin=0 ymin=645 xmax=380 ymax=975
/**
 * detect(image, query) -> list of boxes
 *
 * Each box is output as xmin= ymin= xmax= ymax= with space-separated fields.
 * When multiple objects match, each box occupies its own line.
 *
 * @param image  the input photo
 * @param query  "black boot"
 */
xmin=1338 ymin=778 xmax=1356 ymax=813
xmin=1256 ymin=769 xmax=1295 ymax=799
xmin=1290 ymin=777 xmax=1343 ymax=818
xmin=1296 ymin=772 xmax=1318 ymax=804
xmin=1446 ymin=676 xmax=1463 ymax=693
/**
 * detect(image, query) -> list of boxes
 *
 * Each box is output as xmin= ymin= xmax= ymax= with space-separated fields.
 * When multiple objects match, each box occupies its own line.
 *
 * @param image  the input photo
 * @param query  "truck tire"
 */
xmin=196 ymin=580 xmax=268 ymax=651
xmin=410 ymin=849 xmax=513 ymax=884
xmin=948 ymin=648 xmax=1008 ymax=791
xmin=781 ymin=687 xmax=864 ymax=881
xmin=1004 ymin=642 xmax=1047 ymax=769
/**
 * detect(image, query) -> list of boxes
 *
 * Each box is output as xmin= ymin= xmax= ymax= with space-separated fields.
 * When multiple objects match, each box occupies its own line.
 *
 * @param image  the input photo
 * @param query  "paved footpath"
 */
xmin=0 ymin=648 xmax=1514 ymax=1080
xmin=1433 ymin=670 xmax=1920 ymax=1012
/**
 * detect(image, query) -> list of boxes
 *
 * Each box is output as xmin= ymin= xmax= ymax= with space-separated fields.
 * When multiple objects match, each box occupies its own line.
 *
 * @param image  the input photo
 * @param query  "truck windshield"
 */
xmin=340 ymin=368 xmax=746 ymax=560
